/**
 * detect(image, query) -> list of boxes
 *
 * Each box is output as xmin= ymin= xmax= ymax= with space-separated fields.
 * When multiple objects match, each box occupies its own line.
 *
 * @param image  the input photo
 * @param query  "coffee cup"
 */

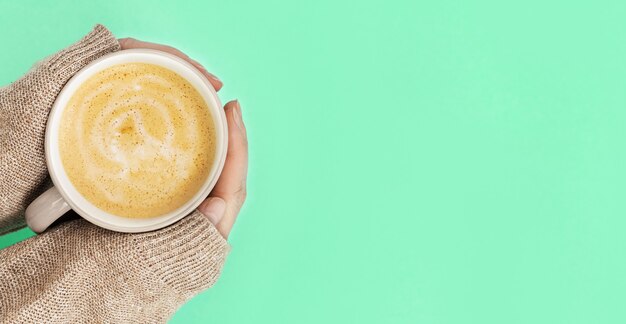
xmin=25 ymin=49 xmax=228 ymax=233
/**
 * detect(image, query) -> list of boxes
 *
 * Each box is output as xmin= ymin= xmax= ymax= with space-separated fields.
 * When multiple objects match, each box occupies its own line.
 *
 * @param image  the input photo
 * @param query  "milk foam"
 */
xmin=59 ymin=63 xmax=215 ymax=218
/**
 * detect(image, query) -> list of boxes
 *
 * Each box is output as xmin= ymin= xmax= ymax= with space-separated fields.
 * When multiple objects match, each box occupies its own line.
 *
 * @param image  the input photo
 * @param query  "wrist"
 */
xmin=132 ymin=211 xmax=231 ymax=297
xmin=47 ymin=24 xmax=120 ymax=82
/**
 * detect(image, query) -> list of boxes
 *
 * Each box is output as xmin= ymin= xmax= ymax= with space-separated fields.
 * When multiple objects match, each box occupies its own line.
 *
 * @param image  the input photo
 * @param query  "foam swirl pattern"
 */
xmin=59 ymin=63 xmax=215 ymax=218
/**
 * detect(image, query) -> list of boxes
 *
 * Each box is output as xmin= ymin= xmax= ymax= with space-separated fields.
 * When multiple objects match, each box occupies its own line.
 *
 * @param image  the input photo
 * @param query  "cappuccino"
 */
xmin=58 ymin=63 xmax=215 ymax=218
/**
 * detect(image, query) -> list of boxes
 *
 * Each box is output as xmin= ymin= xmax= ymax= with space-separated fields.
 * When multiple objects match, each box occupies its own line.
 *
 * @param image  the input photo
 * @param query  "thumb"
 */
xmin=197 ymin=197 xmax=226 ymax=225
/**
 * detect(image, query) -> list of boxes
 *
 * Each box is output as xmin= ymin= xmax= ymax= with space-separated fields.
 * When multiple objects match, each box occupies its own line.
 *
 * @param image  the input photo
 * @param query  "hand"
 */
xmin=197 ymin=100 xmax=248 ymax=239
xmin=118 ymin=38 xmax=248 ymax=239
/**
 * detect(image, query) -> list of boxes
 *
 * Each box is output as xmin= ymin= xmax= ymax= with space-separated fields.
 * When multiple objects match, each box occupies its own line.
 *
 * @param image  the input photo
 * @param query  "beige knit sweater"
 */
xmin=0 ymin=25 xmax=230 ymax=323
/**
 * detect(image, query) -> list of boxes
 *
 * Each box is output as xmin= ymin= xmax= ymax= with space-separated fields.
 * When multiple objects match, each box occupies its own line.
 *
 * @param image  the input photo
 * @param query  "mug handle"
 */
xmin=25 ymin=187 xmax=71 ymax=233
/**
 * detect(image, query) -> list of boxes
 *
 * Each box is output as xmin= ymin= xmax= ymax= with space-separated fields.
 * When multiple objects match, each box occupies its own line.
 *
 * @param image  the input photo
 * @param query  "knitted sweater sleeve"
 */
xmin=0 ymin=25 xmax=230 ymax=323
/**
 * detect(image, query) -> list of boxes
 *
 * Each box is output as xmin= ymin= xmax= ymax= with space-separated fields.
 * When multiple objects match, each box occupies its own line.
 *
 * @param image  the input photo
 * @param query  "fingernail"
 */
xmin=198 ymin=197 xmax=226 ymax=224
xmin=232 ymin=100 xmax=244 ymax=131
xmin=191 ymin=60 xmax=222 ymax=87
xmin=206 ymin=71 xmax=222 ymax=84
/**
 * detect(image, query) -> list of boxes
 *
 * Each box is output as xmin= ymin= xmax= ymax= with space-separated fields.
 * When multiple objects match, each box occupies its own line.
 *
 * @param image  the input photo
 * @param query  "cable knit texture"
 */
xmin=0 ymin=25 xmax=230 ymax=323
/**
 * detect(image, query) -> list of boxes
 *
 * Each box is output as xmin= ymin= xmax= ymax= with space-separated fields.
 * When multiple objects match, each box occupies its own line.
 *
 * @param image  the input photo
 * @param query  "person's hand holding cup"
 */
xmin=25 ymin=38 xmax=247 ymax=239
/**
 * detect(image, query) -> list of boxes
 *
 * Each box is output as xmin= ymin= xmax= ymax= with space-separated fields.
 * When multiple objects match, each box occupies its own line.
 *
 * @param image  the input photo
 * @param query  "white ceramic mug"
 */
xmin=25 ymin=49 xmax=228 ymax=233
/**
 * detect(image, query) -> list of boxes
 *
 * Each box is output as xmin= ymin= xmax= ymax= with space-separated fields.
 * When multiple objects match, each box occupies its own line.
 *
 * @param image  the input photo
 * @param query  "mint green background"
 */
xmin=2 ymin=0 xmax=626 ymax=323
